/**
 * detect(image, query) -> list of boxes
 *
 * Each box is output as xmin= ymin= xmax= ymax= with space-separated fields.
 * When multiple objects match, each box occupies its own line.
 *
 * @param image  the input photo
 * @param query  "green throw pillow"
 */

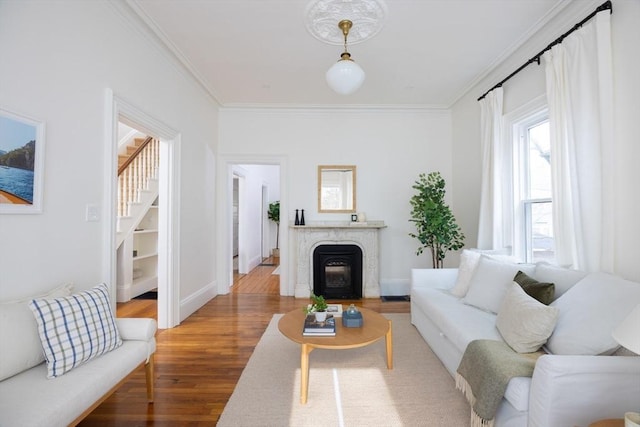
xmin=513 ymin=270 xmax=555 ymax=305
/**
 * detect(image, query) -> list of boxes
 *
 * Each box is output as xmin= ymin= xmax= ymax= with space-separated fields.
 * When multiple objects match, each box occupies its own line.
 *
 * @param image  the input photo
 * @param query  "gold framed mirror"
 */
xmin=318 ymin=165 xmax=356 ymax=213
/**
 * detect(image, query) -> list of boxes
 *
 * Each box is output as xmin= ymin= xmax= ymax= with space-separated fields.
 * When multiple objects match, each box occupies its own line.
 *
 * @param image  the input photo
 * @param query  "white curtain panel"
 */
xmin=477 ymin=87 xmax=510 ymax=251
xmin=544 ymin=11 xmax=614 ymax=272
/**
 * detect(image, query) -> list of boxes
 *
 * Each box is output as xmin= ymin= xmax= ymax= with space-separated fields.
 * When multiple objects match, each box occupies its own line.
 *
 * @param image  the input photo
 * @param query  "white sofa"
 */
xmin=0 ymin=284 xmax=156 ymax=427
xmin=410 ymin=252 xmax=640 ymax=427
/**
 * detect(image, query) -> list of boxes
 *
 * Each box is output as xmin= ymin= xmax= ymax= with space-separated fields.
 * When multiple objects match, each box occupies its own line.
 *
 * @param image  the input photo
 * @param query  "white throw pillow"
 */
xmin=29 ymin=283 xmax=122 ymax=378
xmin=462 ymin=255 xmax=535 ymax=313
xmin=546 ymin=272 xmax=640 ymax=355
xmin=450 ymin=249 xmax=518 ymax=298
xmin=0 ymin=283 xmax=73 ymax=381
xmin=534 ymin=262 xmax=587 ymax=300
xmin=450 ymin=249 xmax=482 ymax=297
xmin=496 ymin=283 xmax=559 ymax=353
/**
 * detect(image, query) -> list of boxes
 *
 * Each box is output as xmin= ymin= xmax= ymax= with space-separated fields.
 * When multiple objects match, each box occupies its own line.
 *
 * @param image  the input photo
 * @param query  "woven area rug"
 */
xmin=218 ymin=313 xmax=469 ymax=426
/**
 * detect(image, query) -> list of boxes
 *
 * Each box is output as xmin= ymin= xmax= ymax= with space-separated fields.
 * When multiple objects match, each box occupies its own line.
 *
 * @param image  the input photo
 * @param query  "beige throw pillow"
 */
xmin=496 ymin=282 xmax=559 ymax=353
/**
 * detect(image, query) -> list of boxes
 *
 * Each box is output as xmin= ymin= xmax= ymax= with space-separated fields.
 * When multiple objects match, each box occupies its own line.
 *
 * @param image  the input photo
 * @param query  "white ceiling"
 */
xmin=130 ymin=0 xmax=568 ymax=108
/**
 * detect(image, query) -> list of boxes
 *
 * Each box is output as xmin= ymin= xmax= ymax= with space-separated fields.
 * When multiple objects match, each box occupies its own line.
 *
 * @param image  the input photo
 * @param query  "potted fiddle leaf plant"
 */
xmin=268 ymin=201 xmax=280 ymax=258
xmin=304 ymin=293 xmax=328 ymax=321
xmin=409 ymin=171 xmax=465 ymax=268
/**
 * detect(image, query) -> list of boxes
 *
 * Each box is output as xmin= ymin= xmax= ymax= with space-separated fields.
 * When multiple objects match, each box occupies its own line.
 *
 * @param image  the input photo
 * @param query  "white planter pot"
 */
xmin=314 ymin=312 xmax=327 ymax=322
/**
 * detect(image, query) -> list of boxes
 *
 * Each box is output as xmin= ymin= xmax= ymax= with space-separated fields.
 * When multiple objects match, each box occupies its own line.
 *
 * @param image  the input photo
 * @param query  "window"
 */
xmin=513 ymin=111 xmax=554 ymax=263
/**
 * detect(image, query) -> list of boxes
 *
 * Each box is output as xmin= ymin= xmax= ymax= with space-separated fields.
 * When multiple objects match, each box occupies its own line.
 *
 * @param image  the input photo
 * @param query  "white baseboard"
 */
xmin=380 ymin=278 xmax=411 ymax=296
xmin=294 ymin=284 xmax=310 ymax=299
xmin=116 ymin=283 xmax=132 ymax=303
xmin=248 ymin=254 xmax=262 ymax=271
xmin=180 ymin=280 xmax=217 ymax=322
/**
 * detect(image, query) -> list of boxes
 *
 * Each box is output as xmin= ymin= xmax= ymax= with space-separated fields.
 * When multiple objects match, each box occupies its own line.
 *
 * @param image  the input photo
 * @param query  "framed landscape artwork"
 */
xmin=0 ymin=109 xmax=45 ymax=214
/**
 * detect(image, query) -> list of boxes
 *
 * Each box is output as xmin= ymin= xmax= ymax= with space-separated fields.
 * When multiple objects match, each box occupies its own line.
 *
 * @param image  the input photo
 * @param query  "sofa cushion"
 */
xmin=29 ymin=283 xmax=122 ymax=378
xmin=514 ymin=270 xmax=554 ymax=305
xmin=462 ymin=255 xmax=535 ymax=314
xmin=0 ymin=283 xmax=74 ymax=381
xmin=450 ymin=249 xmax=518 ymax=297
xmin=497 ymin=283 xmax=559 ymax=353
xmin=546 ymin=272 xmax=640 ymax=355
xmin=412 ymin=287 xmax=502 ymax=353
xmin=533 ymin=262 xmax=587 ymax=300
xmin=0 ymin=339 xmax=148 ymax=427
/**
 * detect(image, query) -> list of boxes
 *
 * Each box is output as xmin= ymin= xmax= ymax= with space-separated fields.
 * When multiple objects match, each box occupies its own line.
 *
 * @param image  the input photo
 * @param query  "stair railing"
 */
xmin=117 ymin=136 xmax=159 ymax=217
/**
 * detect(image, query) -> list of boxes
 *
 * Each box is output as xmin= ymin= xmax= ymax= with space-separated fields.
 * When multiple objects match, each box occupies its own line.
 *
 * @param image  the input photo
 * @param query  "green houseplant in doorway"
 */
xmin=409 ymin=172 xmax=465 ymax=268
xmin=268 ymin=201 xmax=280 ymax=258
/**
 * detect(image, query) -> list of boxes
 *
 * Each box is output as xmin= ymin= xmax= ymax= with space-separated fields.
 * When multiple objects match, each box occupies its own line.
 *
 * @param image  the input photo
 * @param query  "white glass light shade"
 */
xmin=612 ymin=303 xmax=640 ymax=354
xmin=326 ymin=57 xmax=366 ymax=95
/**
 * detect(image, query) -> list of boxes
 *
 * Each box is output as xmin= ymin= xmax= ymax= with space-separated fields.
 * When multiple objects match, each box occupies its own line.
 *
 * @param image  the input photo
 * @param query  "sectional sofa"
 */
xmin=410 ymin=250 xmax=640 ymax=427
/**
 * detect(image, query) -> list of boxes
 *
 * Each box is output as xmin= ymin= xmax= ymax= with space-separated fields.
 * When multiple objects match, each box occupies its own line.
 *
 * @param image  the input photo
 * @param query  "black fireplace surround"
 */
xmin=313 ymin=244 xmax=362 ymax=299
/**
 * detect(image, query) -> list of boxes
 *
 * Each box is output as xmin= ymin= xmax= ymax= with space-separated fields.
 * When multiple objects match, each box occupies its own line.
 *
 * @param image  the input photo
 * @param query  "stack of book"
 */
xmin=302 ymin=314 xmax=336 ymax=336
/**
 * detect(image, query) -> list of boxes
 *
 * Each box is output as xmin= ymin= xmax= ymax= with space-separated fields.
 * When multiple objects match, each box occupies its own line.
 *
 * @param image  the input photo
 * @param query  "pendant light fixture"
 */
xmin=325 ymin=20 xmax=365 ymax=95
xmin=305 ymin=0 xmax=387 ymax=96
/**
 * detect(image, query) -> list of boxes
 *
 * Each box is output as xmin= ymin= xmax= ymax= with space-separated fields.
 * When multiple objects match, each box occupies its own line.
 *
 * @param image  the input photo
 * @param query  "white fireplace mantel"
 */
xmin=290 ymin=221 xmax=386 ymax=298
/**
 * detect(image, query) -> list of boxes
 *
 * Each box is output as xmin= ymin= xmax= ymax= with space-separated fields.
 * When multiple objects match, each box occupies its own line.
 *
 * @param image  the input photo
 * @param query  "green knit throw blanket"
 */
xmin=455 ymin=340 xmax=543 ymax=427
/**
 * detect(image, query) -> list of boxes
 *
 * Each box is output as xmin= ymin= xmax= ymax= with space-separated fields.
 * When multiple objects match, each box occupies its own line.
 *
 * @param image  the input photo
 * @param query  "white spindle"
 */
xmin=117 ymin=137 xmax=159 ymax=221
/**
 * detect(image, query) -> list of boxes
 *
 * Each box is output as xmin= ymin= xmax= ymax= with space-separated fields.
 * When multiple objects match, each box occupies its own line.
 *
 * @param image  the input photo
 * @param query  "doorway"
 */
xmin=115 ymin=123 xmax=160 ymax=302
xmin=106 ymin=91 xmax=181 ymax=329
xmin=231 ymin=165 xmax=276 ymax=278
xmin=217 ymin=158 xmax=288 ymax=296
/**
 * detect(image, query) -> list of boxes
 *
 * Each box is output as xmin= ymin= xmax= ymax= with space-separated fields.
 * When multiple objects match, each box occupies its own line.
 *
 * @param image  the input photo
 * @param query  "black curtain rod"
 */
xmin=477 ymin=0 xmax=612 ymax=101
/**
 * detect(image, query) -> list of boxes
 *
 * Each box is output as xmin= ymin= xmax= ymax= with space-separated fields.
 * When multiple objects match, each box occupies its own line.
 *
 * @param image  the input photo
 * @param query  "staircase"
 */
xmin=116 ymin=136 xmax=160 ymax=248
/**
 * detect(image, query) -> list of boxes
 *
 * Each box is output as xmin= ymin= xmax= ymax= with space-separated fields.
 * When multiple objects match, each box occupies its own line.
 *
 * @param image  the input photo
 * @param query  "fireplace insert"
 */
xmin=313 ymin=244 xmax=362 ymax=299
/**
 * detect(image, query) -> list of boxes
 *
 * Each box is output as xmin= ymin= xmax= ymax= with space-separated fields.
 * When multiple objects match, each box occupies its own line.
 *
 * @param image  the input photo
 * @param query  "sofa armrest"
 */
xmin=410 ymin=268 xmax=458 ymax=291
xmin=528 ymin=355 xmax=640 ymax=427
xmin=116 ymin=318 xmax=157 ymax=342
xmin=116 ymin=318 xmax=157 ymax=362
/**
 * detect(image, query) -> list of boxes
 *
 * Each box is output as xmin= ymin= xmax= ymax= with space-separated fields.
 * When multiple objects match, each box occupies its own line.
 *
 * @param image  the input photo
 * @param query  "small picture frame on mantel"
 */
xmin=0 ymin=108 xmax=45 ymax=214
xmin=351 ymin=214 xmax=358 ymax=222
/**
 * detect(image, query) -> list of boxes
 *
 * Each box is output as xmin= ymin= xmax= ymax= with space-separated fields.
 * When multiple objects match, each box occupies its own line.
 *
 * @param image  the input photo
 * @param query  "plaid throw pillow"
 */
xmin=29 ymin=283 xmax=122 ymax=378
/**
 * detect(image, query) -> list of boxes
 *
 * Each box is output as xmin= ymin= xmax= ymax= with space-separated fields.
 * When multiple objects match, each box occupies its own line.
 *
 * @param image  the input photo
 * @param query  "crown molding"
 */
xmin=108 ymin=0 xmax=222 ymax=106
xmin=448 ymin=0 xmax=602 ymax=107
xmin=219 ymin=104 xmax=451 ymax=114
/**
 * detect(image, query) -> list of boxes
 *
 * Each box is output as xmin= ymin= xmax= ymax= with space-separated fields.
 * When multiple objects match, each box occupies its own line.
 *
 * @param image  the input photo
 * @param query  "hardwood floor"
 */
xmin=80 ymin=260 xmax=409 ymax=426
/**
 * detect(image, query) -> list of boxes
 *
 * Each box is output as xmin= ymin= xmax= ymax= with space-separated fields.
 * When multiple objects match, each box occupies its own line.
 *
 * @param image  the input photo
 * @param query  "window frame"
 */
xmin=504 ymin=96 xmax=552 ymax=263
xmin=522 ymin=198 xmax=552 ymax=263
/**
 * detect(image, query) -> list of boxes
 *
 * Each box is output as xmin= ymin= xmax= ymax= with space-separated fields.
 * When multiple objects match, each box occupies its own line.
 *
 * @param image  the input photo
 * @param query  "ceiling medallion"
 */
xmin=305 ymin=0 xmax=388 ymax=46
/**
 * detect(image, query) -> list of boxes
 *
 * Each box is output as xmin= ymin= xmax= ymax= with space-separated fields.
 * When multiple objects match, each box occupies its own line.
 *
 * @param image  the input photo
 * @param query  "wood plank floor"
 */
xmin=80 ymin=260 xmax=409 ymax=426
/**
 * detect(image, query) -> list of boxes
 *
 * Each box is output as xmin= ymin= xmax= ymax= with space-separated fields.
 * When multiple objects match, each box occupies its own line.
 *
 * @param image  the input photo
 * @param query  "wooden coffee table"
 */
xmin=278 ymin=307 xmax=393 ymax=404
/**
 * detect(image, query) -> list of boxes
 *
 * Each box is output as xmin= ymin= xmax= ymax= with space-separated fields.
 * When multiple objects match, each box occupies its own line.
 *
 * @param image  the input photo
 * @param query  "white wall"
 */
xmin=450 ymin=0 xmax=640 ymax=281
xmin=0 ymin=1 xmax=219 ymax=316
xmin=218 ymin=108 xmax=452 ymax=295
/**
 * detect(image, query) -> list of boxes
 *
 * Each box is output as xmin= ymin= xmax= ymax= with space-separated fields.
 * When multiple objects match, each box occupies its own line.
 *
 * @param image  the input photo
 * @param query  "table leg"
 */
xmin=300 ymin=343 xmax=314 ymax=404
xmin=385 ymin=319 xmax=393 ymax=369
